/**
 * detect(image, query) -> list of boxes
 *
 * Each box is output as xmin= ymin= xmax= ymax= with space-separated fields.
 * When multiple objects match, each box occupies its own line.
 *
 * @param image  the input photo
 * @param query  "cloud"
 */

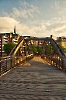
xmin=0 ymin=17 xmax=19 ymax=32
xmin=0 ymin=16 xmax=66 ymax=37
xmin=16 ymin=21 xmax=47 ymax=36
xmin=3 ymin=1 xmax=39 ymax=20
xmin=54 ymin=0 xmax=66 ymax=17
xmin=49 ymin=19 xmax=66 ymax=37
xmin=0 ymin=17 xmax=37 ymax=36
xmin=0 ymin=0 xmax=66 ymax=38
xmin=0 ymin=16 xmax=50 ymax=37
xmin=54 ymin=0 xmax=60 ymax=10
xmin=51 ymin=23 xmax=66 ymax=32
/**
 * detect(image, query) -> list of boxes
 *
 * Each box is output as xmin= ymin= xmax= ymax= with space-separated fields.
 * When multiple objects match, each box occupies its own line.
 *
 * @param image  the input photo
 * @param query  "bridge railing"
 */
xmin=41 ymin=54 xmax=66 ymax=71
xmin=0 ymin=54 xmax=33 ymax=76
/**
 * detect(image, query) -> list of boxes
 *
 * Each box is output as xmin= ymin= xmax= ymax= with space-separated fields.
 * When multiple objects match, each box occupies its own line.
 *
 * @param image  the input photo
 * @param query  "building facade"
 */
xmin=57 ymin=37 xmax=66 ymax=48
xmin=0 ymin=32 xmax=20 ymax=56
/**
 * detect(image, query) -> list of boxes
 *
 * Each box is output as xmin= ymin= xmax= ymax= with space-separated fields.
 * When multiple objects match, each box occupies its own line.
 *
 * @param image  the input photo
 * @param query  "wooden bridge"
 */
xmin=0 ymin=37 xmax=66 ymax=99
xmin=0 ymin=56 xmax=66 ymax=100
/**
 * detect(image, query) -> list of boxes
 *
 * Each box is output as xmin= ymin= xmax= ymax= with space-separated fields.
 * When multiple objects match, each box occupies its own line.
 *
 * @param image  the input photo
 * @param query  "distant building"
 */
xmin=0 ymin=32 xmax=20 ymax=56
xmin=14 ymin=26 xmax=16 ymax=34
xmin=57 ymin=36 xmax=66 ymax=48
xmin=50 ymin=35 xmax=57 ymax=40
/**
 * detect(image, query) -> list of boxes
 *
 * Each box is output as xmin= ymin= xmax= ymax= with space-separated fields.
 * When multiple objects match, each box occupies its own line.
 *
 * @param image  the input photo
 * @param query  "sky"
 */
xmin=0 ymin=0 xmax=66 ymax=37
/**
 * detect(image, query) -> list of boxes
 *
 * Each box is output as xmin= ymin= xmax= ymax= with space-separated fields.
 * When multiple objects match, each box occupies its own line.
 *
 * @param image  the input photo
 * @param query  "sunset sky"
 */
xmin=0 ymin=0 xmax=66 ymax=37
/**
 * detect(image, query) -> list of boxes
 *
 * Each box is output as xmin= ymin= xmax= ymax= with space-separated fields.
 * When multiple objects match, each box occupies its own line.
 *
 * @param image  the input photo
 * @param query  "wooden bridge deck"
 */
xmin=0 ymin=56 xmax=66 ymax=100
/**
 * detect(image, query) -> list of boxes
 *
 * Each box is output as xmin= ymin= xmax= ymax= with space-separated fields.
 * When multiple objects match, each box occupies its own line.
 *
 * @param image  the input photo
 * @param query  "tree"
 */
xmin=32 ymin=45 xmax=42 ymax=55
xmin=32 ymin=45 xmax=37 ymax=54
xmin=3 ymin=42 xmax=16 ymax=55
xmin=45 ymin=44 xmax=54 ymax=55
xmin=37 ymin=46 xmax=42 ymax=54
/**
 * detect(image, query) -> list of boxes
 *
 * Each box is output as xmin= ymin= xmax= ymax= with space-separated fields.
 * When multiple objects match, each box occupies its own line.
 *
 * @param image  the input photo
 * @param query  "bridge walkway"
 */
xmin=0 ymin=56 xmax=66 ymax=100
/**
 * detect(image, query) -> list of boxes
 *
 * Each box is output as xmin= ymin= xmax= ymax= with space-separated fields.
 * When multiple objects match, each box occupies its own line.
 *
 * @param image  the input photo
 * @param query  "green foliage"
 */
xmin=45 ymin=44 xmax=54 ymax=55
xmin=32 ymin=45 xmax=42 ymax=55
xmin=3 ymin=42 xmax=15 ymax=55
xmin=59 ymin=45 xmax=66 ymax=53
xmin=37 ymin=46 xmax=42 ymax=54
